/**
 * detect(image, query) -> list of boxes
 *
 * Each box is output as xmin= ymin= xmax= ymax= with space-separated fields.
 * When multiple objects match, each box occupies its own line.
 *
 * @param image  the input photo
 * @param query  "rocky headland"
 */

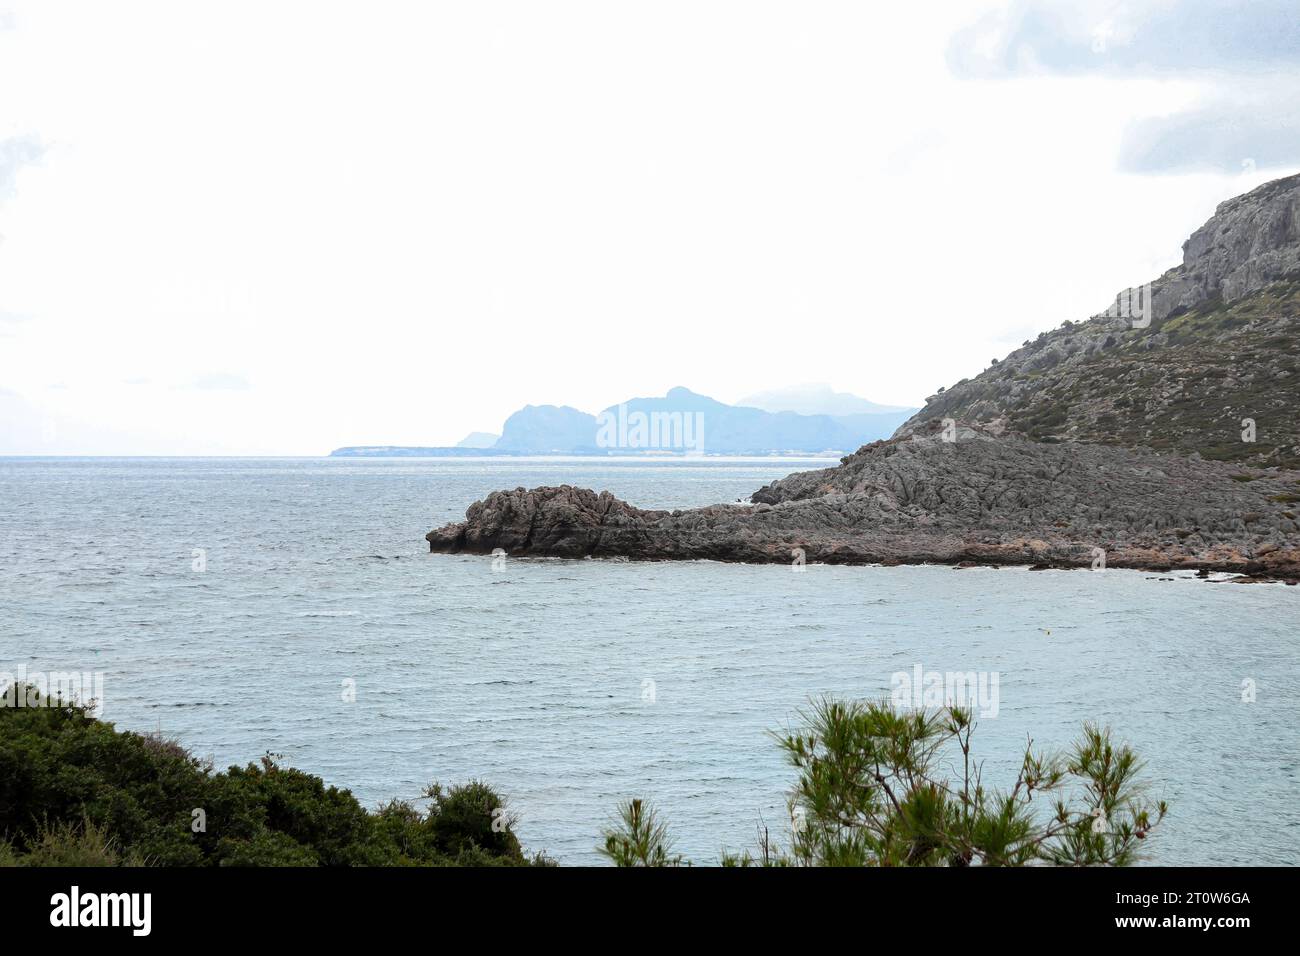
xmin=427 ymin=175 xmax=1300 ymax=581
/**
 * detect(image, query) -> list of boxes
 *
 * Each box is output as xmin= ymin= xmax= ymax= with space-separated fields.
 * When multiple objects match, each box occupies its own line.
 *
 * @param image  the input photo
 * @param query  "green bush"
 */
xmin=424 ymin=780 xmax=523 ymax=860
xmin=0 ymin=684 xmax=550 ymax=867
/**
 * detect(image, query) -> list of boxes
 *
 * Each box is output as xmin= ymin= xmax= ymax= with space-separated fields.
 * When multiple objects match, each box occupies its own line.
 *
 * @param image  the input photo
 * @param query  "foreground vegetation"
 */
xmin=0 ymin=685 xmax=550 ymax=866
xmin=602 ymin=699 xmax=1166 ymax=866
xmin=2 ymin=685 xmax=1164 ymax=866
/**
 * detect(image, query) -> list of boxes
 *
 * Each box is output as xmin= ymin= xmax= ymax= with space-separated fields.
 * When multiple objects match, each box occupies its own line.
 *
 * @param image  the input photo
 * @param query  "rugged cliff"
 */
xmin=896 ymin=174 xmax=1300 ymax=468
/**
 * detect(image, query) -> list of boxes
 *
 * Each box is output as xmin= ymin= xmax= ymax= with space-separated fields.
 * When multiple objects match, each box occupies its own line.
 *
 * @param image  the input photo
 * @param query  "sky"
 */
xmin=1 ymin=0 xmax=1297 ymax=455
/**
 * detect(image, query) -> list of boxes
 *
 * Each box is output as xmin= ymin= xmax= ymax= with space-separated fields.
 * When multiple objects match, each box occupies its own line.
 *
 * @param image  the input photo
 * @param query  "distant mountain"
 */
xmin=330 ymin=445 xmax=514 ymax=457
xmin=331 ymin=386 xmax=918 ymax=456
xmin=485 ymin=386 xmax=915 ymax=455
xmin=495 ymin=405 xmax=601 ymax=453
xmin=456 ymin=431 xmax=499 ymax=449
xmin=737 ymin=383 xmax=913 ymax=417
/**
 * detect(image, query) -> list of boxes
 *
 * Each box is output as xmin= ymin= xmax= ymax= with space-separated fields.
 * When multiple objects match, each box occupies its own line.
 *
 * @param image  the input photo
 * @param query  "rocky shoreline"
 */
xmin=426 ymin=421 xmax=1300 ymax=583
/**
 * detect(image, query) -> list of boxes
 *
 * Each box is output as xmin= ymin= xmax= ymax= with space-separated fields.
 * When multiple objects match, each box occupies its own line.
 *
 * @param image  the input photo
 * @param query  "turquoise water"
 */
xmin=3 ymin=456 xmax=1298 ymax=864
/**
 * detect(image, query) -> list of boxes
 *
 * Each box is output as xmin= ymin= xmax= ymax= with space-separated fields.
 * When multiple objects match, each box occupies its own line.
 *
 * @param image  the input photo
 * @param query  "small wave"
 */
xmin=472 ymin=679 xmax=537 ymax=687
xmin=142 ymin=700 xmax=230 ymax=709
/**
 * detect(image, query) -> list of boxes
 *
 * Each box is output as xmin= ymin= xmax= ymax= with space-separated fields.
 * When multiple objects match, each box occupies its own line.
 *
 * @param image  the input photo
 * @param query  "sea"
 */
xmin=3 ymin=456 xmax=1298 ymax=865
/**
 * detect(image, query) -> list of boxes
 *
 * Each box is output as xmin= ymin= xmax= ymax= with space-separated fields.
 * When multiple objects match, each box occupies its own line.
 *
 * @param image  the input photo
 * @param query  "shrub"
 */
xmin=425 ymin=780 xmax=525 ymax=861
xmin=0 ymin=684 xmax=546 ymax=867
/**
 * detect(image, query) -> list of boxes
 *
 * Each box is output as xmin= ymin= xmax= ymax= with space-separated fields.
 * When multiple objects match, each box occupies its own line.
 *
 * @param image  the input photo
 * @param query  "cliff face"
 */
xmin=896 ymin=174 xmax=1300 ymax=468
xmin=1159 ymin=174 xmax=1300 ymax=318
xmin=427 ymin=175 xmax=1300 ymax=580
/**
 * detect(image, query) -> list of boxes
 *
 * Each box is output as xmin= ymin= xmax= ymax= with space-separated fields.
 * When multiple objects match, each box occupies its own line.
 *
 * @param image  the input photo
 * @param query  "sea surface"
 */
xmin=3 ymin=456 xmax=1298 ymax=865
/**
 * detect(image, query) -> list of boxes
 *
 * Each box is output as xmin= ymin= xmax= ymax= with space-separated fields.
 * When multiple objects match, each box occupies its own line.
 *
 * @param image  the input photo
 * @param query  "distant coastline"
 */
xmin=328 ymin=445 xmax=850 ymax=458
xmin=331 ymin=385 xmax=918 ymax=460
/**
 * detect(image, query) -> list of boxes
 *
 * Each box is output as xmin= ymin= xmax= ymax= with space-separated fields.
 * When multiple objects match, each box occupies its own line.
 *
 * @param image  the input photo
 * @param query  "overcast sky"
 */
xmin=2 ymin=0 xmax=1297 ymax=454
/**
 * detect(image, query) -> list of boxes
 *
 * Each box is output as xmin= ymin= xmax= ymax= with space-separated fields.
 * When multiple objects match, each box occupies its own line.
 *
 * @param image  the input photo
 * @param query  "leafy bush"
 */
xmin=0 ymin=684 xmax=550 ymax=867
xmin=424 ymin=780 xmax=523 ymax=860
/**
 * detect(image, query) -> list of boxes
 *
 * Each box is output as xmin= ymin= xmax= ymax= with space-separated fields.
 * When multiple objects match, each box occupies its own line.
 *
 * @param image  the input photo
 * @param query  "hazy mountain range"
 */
xmin=736 ymin=383 xmax=913 ymax=417
xmin=331 ymin=385 xmax=918 ymax=457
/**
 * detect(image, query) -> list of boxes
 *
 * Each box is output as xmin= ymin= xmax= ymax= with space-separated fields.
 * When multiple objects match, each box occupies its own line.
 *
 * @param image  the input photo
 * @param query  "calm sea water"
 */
xmin=3 ymin=456 xmax=1298 ymax=865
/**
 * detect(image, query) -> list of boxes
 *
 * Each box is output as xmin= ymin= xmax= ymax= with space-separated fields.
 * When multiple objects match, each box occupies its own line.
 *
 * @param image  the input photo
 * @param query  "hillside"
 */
xmin=898 ymin=174 xmax=1300 ymax=468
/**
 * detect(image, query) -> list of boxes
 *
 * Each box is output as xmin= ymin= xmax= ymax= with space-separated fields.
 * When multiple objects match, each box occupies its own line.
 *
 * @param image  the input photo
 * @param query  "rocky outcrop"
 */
xmin=1156 ymin=173 xmax=1300 ymax=320
xmin=428 ymin=421 xmax=1300 ymax=580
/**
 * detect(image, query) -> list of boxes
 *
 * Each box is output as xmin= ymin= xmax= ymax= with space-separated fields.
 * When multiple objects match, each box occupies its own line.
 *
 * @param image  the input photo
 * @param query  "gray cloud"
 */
xmin=0 ymin=135 xmax=44 ymax=200
xmin=1120 ymin=87 xmax=1300 ymax=174
xmin=950 ymin=0 xmax=1300 ymax=77
xmin=948 ymin=0 xmax=1300 ymax=173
